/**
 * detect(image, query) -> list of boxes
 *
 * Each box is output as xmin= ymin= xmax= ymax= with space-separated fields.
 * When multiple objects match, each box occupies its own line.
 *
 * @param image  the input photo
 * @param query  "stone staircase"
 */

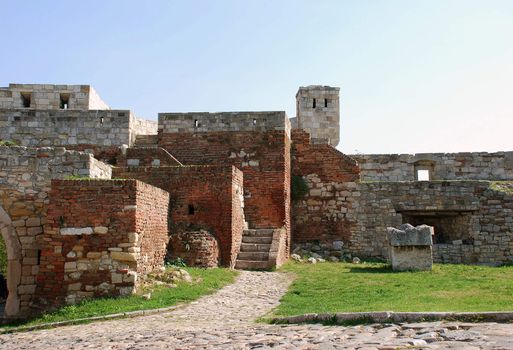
xmin=235 ymin=229 xmax=274 ymax=270
xmin=134 ymin=134 xmax=158 ymax=147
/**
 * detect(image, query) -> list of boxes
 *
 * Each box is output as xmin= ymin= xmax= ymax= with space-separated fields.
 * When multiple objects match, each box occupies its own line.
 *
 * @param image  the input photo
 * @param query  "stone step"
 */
xmin=234 ymin=260 xmax=269 ymax=270
xmin=240 ymin=243 xmax=271 ymax=252
xmin=237 ymin=251 xmax=269 ymax=261
xmin=243 ymin=229 xmax=274 ymax=237
xmin=241 ymin=236 xmax=273 ymax=244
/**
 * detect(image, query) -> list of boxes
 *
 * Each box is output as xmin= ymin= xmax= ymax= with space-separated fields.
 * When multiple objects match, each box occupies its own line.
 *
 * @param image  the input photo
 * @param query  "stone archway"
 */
xmin=0 ymin=205 xmax=22 ymax=317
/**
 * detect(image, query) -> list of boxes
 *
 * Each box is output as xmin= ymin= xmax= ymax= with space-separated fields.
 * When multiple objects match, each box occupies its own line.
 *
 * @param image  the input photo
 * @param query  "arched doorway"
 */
xmin=0 ymin=205 xmax=22 ymax=318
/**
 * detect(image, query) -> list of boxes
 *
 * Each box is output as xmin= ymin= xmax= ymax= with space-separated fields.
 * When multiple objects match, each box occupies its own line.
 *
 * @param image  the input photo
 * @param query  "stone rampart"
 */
xmin=352 ymin=152 xmax=513 ymax=181
xmin=0 ymin=109 xmax=158 ymax=151
xmin=159 ymin=111 xmax=291 ymax=135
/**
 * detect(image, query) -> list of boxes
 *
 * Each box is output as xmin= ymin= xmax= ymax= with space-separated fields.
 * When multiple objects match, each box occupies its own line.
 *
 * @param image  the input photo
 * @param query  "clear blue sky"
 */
xmin=1 ymin=0 xmax=512 ymax=154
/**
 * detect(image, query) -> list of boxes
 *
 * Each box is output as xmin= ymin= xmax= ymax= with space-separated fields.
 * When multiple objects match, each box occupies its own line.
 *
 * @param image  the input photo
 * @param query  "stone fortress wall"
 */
xmin=159 ymin=111 xmax=291 ymax=135
xmin=0 ymin=81 xmax=512 ymax=319
xmin=352 ymin=152 xmax=513 ymax=181
xmin=0 ymin=84 xmax=157 ymax=152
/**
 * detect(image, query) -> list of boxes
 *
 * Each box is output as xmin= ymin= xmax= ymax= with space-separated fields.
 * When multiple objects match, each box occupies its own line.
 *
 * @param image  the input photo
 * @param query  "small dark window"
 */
xmin=99 ymin=116 xmax=104 ymax=125
xmin=37 ymin=249 xmax=42 ymax=265
xmin=324 ymin=98 xmax=328 ymax=107
xmin=194 ymin=120 xmax=199 ymax=128
xmin=312 ymin=98 xmax=316 ymax=108
xmin=21 ymin=92 xmax=31 ymax=108
xmin=60 ymin=93 xmax=70 ymax=109
xmin=188 ymin=204 xmax=195 ymax=215
xmin=253 ymin=118 xmax=257 ymax=126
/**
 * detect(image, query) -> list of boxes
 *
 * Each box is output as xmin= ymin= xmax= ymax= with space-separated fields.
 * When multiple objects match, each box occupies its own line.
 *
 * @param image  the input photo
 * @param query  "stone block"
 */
xmin=94 ymin=226 xmax=108 ymax=234
xmin=111 ymin=251 xmax=137 ymax=262
xmin=61 ymin=227 xmax=93 ymax=235
xmin=387 ymin=224 xmax=434 ymax=271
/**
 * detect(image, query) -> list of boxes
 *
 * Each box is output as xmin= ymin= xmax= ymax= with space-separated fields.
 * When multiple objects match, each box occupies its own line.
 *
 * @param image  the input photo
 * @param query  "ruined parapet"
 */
xmin=295 ymin=85 xmax=340 ymax=147
xmin=386 ymin=224 xmax=434 ymax=271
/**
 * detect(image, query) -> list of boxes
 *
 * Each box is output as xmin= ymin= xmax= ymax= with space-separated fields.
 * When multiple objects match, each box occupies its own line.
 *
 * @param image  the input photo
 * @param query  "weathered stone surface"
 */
xmin=387 ymin=224 xmax=434 ymax=271
xmin=60 ymin=227 xmax=93 ymax=236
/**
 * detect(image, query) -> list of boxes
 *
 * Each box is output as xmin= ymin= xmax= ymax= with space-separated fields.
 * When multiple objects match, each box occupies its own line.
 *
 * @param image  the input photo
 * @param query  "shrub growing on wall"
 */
xmin=291 ymin=175 xmax=309 ymax=201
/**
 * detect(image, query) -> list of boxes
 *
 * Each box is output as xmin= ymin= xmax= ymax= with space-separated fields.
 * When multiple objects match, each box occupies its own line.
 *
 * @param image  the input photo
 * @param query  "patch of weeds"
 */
xmin=0 ymin=140 xmax=19 ymax=146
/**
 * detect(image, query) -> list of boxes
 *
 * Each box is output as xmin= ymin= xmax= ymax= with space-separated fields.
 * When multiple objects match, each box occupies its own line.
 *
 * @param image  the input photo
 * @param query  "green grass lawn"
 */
xmin=275 ymin=262 xmax=513 ymax=316
xmin=2 ymin=267 xmax=237 ymax=329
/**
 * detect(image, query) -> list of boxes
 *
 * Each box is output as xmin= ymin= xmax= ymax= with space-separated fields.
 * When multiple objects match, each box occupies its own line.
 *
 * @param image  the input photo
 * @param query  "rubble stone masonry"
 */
xmin=37 ymin=179 xmax=169 ymax=308
xmin=0 ymin=146 xmax=112 ymax=316
xmin=353 ymin=152 xmax=513 ymax=181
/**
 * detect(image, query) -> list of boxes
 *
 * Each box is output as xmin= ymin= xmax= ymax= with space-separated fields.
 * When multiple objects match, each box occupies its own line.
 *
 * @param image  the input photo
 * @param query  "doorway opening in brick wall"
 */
xmin=399 ymin=210 xmax=474 ymax=244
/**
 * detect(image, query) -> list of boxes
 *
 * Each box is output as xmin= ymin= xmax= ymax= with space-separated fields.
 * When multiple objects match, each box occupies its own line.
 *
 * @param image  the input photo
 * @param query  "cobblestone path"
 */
xmin=1 ymin=271 xmax=513 ymax=349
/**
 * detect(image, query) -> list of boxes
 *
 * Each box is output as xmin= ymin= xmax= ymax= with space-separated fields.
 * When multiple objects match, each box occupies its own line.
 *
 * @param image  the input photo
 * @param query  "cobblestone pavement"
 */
xmin=1 ymin=271 xmax=513 ymax=349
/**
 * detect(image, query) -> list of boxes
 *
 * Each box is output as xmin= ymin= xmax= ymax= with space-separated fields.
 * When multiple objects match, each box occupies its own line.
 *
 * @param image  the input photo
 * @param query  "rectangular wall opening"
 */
xmin=400 ymin=210 xmax=473 ymax=244
xmin=20 ymin=92 xmax=31 ymax=108
xmin=417 ymin=169 xmax=430 ymax=181
xmin=60 ymin=93 xmax=70 ymax=109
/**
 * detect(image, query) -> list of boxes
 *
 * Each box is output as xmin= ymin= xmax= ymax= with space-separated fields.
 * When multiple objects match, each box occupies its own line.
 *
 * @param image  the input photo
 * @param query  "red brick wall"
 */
xmin=113 ymin=165 xmax=244 ymax=267
xmin=35 ymin=179 xmax=169 ymax=308
xmin=116 ymin=147 xmax=182 ymax=167
xmin=291 ymin=130 xmax=360 ymax=183
xmin=135 ymin=181 xmax=170 ymax=276
xmin=291 ymin=130 xmax=360 ymax=245
xmin=158 ymin=131 xmax=289 ymax=231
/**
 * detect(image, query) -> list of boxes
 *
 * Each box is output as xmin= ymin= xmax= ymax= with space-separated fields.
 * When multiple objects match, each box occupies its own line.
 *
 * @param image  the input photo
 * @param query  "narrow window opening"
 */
xmin=312 ymin=98 xmax=316 ymax=108
xmin=37 ymin=249 xmax=42 ymax=265
xmin=21 ymin=92 xmax=31 ymax=108
xmin=99 ymin=116 xmax=104 ymax=125
xmin=253 ymin=118 xmax=257 ymax=126
xmin=194 ymin=120 xmax=199 ymax=128
xmin=417 ymin=169 xmax=430 ymax=181
xmin=324 ymin=98 xmax=328 ymax=107
xmin=188 ymin=204 xmax=195 ymax=215
xmin=60 ymin=93 xmax=70 ymax=109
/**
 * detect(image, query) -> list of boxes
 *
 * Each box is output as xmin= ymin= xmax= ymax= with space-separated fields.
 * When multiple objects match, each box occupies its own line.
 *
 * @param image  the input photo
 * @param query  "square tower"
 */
xmin=295 ymin=85 xmax=340 ymax=147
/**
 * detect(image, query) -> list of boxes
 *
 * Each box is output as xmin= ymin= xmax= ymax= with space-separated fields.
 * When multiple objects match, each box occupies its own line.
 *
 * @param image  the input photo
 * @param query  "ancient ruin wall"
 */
xmin=0 ymin=147 xmax=111 ymax=316
xmin=1 ymin=109 xmax=158 ymax=152
xmin=157 ymin=113 xmax=291 ymax=250
xmin=294 ymin=179 xmax=513 ymax=265
xmin=130 ymin=117 xmax=158 ymax=140
xmin=352 ymin=152 xmax=513 ymax=181
xmin=291 ymin=129 xmax=360 ymax=250
xmin=113 ymin=165 xmax=245 ymax=268
xmin=159 ymin=111 xmax=291 ymax=135
xmin=350 ymin=181 xmax=513 ymax=265
xmin=37 ymin=179 xmax=169 ymax=307
xmin=0 ymin=109 xmax=132 ymax=147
